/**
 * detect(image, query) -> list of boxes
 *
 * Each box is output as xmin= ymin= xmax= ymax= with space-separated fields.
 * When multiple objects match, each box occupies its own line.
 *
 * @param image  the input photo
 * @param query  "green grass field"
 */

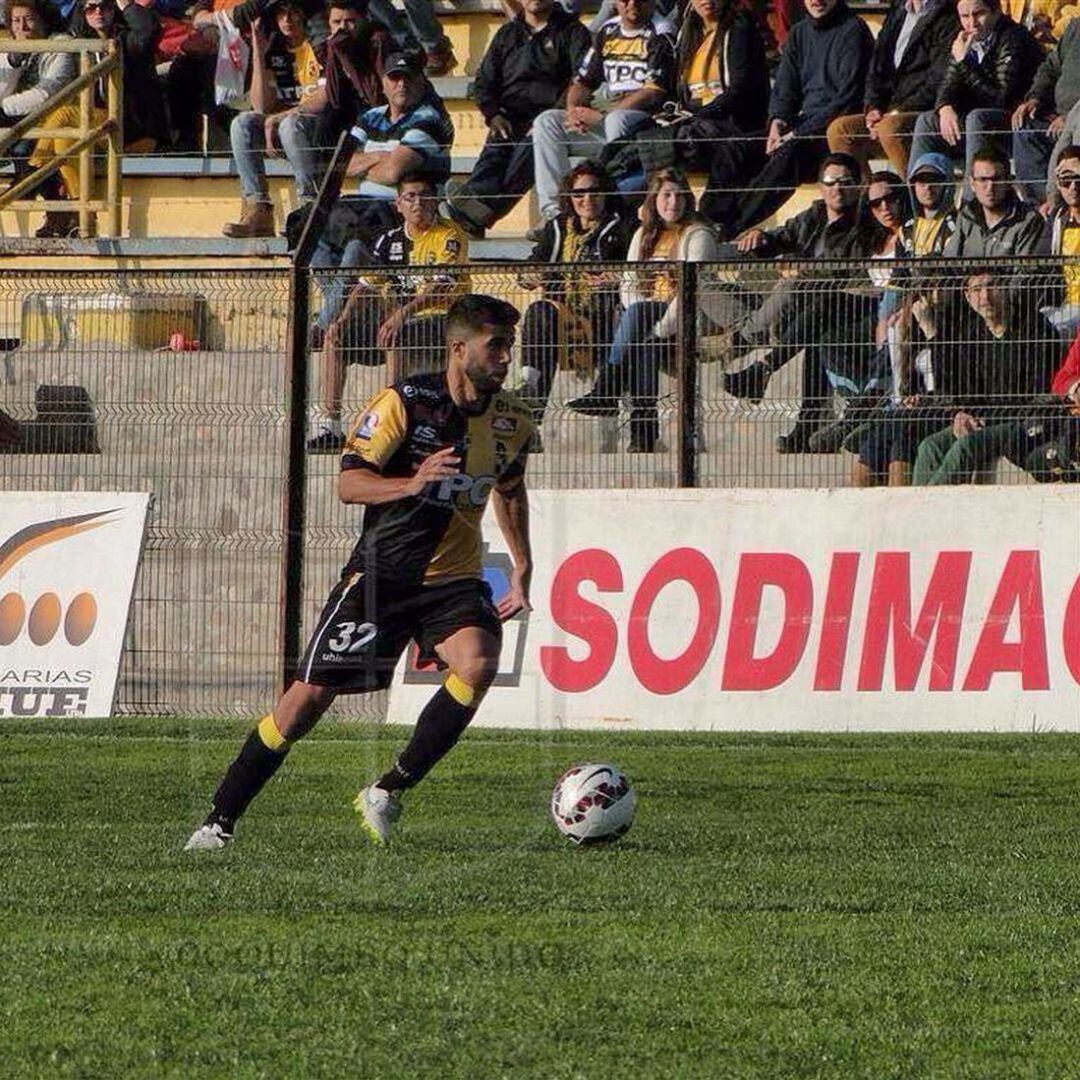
xmin=6 ymin=717 xmax=1080 ymax=1078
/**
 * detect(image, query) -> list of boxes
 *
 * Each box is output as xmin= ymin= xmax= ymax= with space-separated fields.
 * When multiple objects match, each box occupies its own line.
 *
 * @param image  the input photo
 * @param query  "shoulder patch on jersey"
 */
xmin=355 ymin=410 xmax=380 ymax=440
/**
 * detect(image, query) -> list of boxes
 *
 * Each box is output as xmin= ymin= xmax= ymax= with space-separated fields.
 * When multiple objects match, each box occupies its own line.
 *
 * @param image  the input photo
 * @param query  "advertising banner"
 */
xmin=0 ymin=493 xmax=150 ymax=718
xmin=389 ymin=488 xmax=1080 ymax=732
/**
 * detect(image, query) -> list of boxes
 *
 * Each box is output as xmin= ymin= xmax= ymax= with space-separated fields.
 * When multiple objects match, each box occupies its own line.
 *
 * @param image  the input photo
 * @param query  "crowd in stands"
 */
xmin=2 ymin=0 xmax=1080 ymax=480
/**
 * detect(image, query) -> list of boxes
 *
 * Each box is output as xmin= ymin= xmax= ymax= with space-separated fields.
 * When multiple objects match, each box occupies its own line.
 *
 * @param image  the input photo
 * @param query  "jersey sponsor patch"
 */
xmin=356 ymin=411 xmax=380 ymax=440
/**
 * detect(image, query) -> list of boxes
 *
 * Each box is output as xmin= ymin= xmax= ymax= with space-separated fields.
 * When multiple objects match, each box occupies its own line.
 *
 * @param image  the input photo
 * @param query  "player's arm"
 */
xmin=491 ymin=472 xmax=532 ymax=619
xmin=339 ymin=446 xmax=460 ymax=504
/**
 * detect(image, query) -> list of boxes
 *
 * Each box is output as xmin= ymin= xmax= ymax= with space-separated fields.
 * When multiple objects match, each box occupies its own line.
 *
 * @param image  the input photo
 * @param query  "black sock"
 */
xmin=377 ymin=682 xmax=477 ymax=792
xmin=207 ymin=717 xmax=290 ymax=830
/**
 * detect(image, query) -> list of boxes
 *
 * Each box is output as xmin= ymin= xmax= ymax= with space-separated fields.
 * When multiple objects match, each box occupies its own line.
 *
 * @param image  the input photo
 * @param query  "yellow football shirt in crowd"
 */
xmin=685 ymin=30 xmax=722 ymax=107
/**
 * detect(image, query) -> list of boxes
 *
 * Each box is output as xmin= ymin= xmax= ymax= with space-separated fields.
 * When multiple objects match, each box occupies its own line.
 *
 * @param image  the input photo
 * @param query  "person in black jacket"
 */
xmin=444 ymin=0 xmax=591 ymax=237
xmin=516 ymin=161 xmax=631 ymax=437
xmin=910 ymin=0 xmax=1041 ymax=187
xmin=725 ymin=0 xmax=873 ymax=235
xmin=827 ymin=0 xmax=958 ymax=178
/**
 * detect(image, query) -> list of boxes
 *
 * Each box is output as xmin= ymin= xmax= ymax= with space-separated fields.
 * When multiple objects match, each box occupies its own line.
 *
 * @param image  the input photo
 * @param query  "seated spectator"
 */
xmin=516 ymin=161 xmax=631 ymax=436
xmin=567 ymin=167 xmax=718 ymax=452
xmin=898 ymin=150 xmax=958 ymax=255
xmin=1038 ymin=144 xmax=1080 ymax=333
xmin=221 ymin=0 xmax=324 ymax=238
xmin=602 ymin=0 xmax=769 ymax=229
xmin=724 ymin=0 xmax=872 ymax=237
xmin=28 ymin=0 xmax=166 ymax=236
xmin=909 ymin=0 xmax=1042 ymax=189
xmin=365 ymin=0 xmax=455 ymax=75
xmin=944 ymin=147 xmax=1044 ymax=256
xmin=1012 ymin=15 xmax=1080 ymax=206
xmin=827 ymin=0 xmax=958 ymax=178
xmin=0 ymin=0 xmax=75 ymax=211
xmin=720 ymin=153 xmax=866 ymax=451
xmin=307 ymin=173 xmax=468 ymax=451
xmin=443 ymin=0 xmax=591 ymax=238
xmin=913 ymin=271 xmax=1061 ymax=483
xmin=530 ymin=0 xmax=674 ymax=227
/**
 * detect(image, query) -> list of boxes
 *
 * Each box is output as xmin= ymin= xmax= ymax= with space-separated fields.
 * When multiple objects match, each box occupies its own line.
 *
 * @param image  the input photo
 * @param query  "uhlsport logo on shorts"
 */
xmin=0 ymin=496 xmax=150 ymax=719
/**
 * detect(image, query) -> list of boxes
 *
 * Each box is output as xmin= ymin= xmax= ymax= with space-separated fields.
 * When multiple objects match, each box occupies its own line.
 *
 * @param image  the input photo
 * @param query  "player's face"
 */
xmin=327 ymin=5 xmax=361 ymax=35
xmin=396 ymin=182 xmax=437 ymax=229
xmin=458 ymin=323 xmax=516 ymax=393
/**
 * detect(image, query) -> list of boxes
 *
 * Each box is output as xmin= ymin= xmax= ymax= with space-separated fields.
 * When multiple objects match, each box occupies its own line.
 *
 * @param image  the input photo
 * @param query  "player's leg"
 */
xmin=356 ymin=583 xmax=503 ymax=844
xmin=184 ymin=680 xmax=337 ymax=850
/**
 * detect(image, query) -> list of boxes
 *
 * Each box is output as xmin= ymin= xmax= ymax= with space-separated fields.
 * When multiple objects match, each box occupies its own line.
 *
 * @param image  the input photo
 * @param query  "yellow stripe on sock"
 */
xmin=445 ymin=672 xmax=480 ymax=708
xmin=257 ymin=714 xmax=289 ymax=753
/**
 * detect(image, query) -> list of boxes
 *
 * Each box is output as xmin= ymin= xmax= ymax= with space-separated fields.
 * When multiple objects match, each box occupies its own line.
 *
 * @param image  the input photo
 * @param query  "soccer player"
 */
xmin=185 ymin=294 xmax=533 ymax=850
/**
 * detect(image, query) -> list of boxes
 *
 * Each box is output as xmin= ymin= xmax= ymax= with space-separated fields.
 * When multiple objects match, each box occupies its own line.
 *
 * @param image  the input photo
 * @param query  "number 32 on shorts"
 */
xmin=327 ymin=621 xmax=378 ymax=654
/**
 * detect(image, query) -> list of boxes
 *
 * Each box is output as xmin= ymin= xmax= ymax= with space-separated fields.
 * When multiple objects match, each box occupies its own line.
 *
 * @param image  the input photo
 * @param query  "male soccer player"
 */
xmin=185 ymin=294 xmax=533 ymax=849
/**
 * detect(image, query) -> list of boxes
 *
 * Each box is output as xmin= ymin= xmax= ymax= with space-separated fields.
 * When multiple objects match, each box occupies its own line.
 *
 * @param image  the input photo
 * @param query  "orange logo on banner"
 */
xmin=0 ymin=509 xmax=116 ymax=648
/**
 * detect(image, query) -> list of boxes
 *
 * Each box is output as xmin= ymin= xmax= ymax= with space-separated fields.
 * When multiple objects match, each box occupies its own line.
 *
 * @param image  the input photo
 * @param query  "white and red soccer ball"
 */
xmin=551 ymin=763 xmax=636 ymax=845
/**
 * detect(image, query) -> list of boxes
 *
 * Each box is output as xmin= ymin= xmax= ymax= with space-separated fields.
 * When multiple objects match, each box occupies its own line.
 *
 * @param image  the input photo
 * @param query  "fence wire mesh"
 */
xmin=2 ymin=256 xmax=1077 ymax=716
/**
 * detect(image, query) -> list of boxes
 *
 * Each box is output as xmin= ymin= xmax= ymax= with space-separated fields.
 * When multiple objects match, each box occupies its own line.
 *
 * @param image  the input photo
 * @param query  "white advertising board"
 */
xmin=389 ymin=487 xmax=1080 ymax=732
xmin=0 ymin=492 xmax=150 ymax=719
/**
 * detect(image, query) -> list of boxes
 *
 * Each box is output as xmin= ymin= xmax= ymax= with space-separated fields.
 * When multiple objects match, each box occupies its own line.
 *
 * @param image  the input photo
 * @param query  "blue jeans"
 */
xmin=910 ymin=108 xmax=1009 ymax=195
xmin=367 ymin=0 xmax=442 ymax=51
xmin=231 ymin=110 xmax=322 ymax=202
xmin=608 ymin=300 xmax=670 ymax=401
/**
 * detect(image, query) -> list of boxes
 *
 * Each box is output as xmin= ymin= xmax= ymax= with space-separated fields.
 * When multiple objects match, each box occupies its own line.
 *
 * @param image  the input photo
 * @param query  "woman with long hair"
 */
xmin=568 ymin=167 xmax=718 ymax=452
xmin=518 ymin=160 xmax=632 ymax=437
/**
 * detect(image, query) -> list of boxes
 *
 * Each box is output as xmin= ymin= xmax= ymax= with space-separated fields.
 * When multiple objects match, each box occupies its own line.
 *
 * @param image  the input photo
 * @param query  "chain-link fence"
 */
xmin=3 ymin=257 xmax=1077 ymax=715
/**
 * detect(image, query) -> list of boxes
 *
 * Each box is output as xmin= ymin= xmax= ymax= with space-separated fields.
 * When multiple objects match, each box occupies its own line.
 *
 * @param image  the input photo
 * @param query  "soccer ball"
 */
xmin=551 ymin=763 xmax=636 ymax=845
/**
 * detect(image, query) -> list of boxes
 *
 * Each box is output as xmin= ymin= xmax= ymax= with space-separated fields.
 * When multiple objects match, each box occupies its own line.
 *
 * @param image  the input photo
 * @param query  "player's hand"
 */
xmin=938 ymin=105 xmax=961 ymax=146
xmin=406 ymin=445 xmax=461 ymax=495
xmin=496 ymin=563 xmax=532 ymax=620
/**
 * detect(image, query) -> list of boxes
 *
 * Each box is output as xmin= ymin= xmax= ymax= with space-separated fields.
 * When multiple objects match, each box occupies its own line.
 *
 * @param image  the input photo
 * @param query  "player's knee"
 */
xmin=449 ymin=655 xmax=499 ymax=698
xmin=276 ymin=681 xmax=335 ymax=739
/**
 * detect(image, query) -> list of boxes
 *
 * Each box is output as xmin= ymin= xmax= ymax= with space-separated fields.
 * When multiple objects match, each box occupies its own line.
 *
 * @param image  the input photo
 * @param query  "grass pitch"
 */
xmin=5 ymin=718 xmax=1080 ymax=1078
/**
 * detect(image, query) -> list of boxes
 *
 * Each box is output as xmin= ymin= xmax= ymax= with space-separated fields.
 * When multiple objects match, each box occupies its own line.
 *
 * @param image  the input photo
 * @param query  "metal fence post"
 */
xmin=279 ymin=131 xmax=357 ymax=695
xmin=677 ymin=261 xmax=699 ymax=488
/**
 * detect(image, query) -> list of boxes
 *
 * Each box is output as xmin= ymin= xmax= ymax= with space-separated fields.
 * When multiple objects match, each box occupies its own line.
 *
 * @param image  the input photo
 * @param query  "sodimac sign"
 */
xmin=388 ymin=488 xmax=1080 ymax=731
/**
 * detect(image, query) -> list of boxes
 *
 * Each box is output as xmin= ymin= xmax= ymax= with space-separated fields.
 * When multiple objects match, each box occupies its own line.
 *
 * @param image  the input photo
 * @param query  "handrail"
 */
xmin=0 ymin=38 xmax=123 ymax=237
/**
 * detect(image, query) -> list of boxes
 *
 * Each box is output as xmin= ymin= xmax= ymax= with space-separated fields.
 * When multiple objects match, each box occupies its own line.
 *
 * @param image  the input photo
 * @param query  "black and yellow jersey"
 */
xmin=578 ymin=18 xmax=675 ymax=99
xmin=365 ymin=217 xmax=470 ymax=316
xmin=341 ymin=371 xmax=534 ymax=587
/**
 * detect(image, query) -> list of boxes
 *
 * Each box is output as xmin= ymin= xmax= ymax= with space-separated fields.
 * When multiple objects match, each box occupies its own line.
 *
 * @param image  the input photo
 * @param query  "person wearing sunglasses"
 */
xmin=27 ymin=0 xmax=165 ymax=236
xmin=1036 ymin=145 xmax=1080 ymax=336
xmin=516 ymin=161 xmax=631 ymax=442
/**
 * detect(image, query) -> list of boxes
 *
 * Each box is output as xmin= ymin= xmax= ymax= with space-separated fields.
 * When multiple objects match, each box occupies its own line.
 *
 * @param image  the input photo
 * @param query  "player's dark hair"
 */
xmin=446 ymin=294 xmax=520 ymax=340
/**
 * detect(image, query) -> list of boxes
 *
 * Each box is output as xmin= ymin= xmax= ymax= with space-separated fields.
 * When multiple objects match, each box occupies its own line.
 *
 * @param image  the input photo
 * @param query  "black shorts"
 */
xmin=297 ymin=574 xmax=502 ymax=693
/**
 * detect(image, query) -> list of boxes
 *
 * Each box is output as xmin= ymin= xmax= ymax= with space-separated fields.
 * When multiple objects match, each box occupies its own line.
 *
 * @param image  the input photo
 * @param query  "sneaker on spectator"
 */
xmin=222 ymin=198 xmax=274 ymax=239
xmin=424 ymin=36 xmax=457 ymax=76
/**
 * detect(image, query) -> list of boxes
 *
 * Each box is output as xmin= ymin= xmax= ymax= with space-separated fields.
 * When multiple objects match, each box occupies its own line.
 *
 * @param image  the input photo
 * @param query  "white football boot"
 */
xmin=354 ymin=785 xmax=402 ymax=845
xmin=183 ymin=822 xmax=233 ymax=851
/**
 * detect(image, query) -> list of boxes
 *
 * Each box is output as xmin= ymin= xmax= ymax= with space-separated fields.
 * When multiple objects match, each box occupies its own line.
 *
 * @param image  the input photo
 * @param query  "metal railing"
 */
xmin=2 ymin=256 xmax=1078 ymax=714
xmin=0 ymin=38 xmax=122 ymax=237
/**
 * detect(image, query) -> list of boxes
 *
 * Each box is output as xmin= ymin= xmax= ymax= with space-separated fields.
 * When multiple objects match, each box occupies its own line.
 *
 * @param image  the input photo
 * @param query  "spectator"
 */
xmin=308 ymin=49 xmax=452 ymax=280
xmin=720 ymin=153 xmax=865 ymax=451
xmin=443 ymin=0 xmax=591 ymax=238
xmin=826 ymin=0 xmax=958 ymax=178
xmin=567 ymin=167 xmax=719 ymax=452
xmin=944 ymin=146 xmax=1044 ymax=256
xmin=603 ymin=0 xmax=769 ymax=230
xmin=1036 ymin=144 xmax=1080 ymax=333
xmin=29 ymin=0 xmax=166 ymax=236
xmin=1012 ymin=17 xmax=1080 ymax=206
xmin=912 ymin=271 xmax=1061 ymax=483
xmin=0 ymin=0 xmax=75 ymax=211
xmin=365 ymin=0 xmax=454 ymax=75
xmin=899 ymin=150 xmax=958 ymax=255
xmin=724 ymin=0 xmax=873 ymax=236
xmin=530 ymin=0 xmax=675 ymax=226
xmin=307 ymin=172 xmax=468 ymax=450
xmin=221 ymin=0 xmax=324 ymax=238
xmin=909 ymin=0 xmax=1042 ymax=186
xmin=517 ymin=161 xmax=631 ymax=436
